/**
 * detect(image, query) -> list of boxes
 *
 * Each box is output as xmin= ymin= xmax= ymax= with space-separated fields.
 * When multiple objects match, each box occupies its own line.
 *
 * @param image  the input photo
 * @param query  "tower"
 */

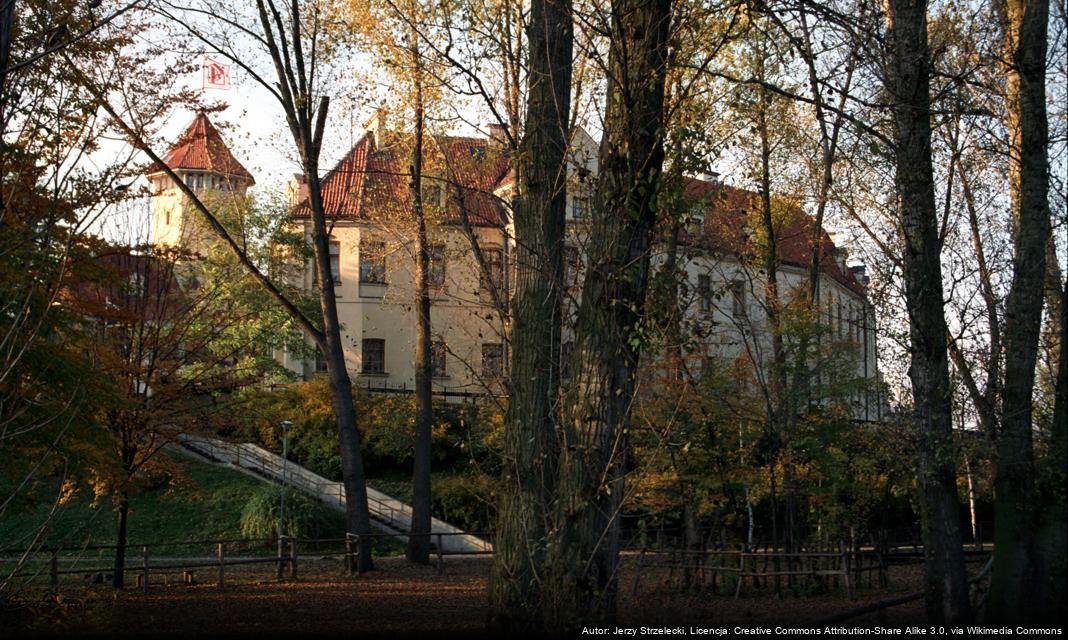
xmin=147 ymin=112 xmax=255 ymax=257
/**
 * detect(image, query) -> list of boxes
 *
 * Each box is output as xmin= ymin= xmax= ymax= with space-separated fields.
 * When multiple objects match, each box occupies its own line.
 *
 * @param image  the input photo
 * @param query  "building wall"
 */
xmin=282 ymin=220 xmax=510 ymax=397
xmin=146 ymin=132 xmax=880 ymax=417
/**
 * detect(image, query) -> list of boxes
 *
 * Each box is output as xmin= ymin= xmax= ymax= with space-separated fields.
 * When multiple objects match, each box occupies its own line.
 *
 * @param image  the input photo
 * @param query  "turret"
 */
xmin=147 ymin=112 xmax=255 ymax=255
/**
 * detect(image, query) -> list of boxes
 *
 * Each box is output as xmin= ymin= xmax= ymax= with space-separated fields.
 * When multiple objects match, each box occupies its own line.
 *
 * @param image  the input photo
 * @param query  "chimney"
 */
xmin=850 ymin=264 xmax=869 ymax=286
xmin=287 ymin=173 xmax=308 ymax=208
xmin=486 ymin=123 xmax=508 ymax=147
xmin=364 ymin=107 xmax=388 ymax=147
xmin=827 ymin=230 xmax=849 ymax=271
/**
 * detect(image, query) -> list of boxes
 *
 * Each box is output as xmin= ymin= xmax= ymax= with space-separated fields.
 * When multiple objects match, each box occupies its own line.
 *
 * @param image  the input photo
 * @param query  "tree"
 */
xmin=883 ymin=0 xmax=971 ymax=623
xmin=67 ymin=238 xmax=276 ymax=588
xmin=1 ymin=1 xmax=153 ymax=592
xmin=80 ymin=0 xmax=379 ymax=569
xmin=487 ymin=0 xmax=573 ymax=626
xmin=549 ymin=0 xmax=673 ymax=626
xmin=349 ymin=0 xmax=445 ymax=566
xmin=988 ymin=0 xmax=1056 ymax=621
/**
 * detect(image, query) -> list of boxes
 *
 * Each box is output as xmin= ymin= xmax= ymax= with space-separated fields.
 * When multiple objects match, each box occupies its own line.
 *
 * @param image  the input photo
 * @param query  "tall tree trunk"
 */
xmin=487 ymin=0 xmax=572 ymax=628
xmin=301 ymin=115 xmax=375 ymax=571
xmin=0 ymin=0 xmax=14 ymax=124
xmin=988 ymin=0 xmax=1051 ymax=622
xmin=112 ymin=490 xmax=129 ymax=589
xmin=1030 ymin=274 xmax=1067 ymax=620
xmin=408 ymin=26 xmax=433 ymax=566
xmin=548 ymin=0 xmax=671 ymax=627
xmin=884 ymin=0 xmax=971 ymax=624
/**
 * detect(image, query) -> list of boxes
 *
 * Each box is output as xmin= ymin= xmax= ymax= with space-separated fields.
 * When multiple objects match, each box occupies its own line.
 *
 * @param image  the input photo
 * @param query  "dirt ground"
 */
xmin=1 ymin=555 xmax=942 ymax=638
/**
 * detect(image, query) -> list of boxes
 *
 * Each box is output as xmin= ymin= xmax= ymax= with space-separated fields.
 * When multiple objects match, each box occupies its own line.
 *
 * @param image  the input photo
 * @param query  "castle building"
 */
xmin=148 ymin=111 xmax=255 ymax=259
xmin=150 ymin=112 xmax=882 ymax=420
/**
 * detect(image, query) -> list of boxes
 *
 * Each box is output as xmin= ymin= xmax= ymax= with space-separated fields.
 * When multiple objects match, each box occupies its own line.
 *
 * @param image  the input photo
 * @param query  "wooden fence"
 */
xmin=0 ymin=531 xmax=493 ymax=594
xmin=630 ymin=543 xmax=888 ymax=599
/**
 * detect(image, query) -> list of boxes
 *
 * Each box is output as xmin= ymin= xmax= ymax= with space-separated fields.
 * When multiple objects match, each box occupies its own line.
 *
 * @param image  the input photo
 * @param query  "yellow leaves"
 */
xmin=58 ymin=479 xmax=79 ymax=506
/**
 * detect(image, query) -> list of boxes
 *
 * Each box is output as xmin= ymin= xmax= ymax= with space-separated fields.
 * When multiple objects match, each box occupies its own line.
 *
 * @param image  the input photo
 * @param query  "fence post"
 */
xmin=436 ymin=534 xmax=444 ymax=576
xmin=277 ymin=536 xmax=285 ymax=580
xmin=290 ymin=538 xmax=298 ymax=580
xmin=840 ymin=541 xmax=852 ymax=600
xmin=734 ymin=551 xmax=744 ymax=599
xmin=49 ymin=548 xmax=58 ymax=594
xmin=631 ymin=548 xmax=647 ymax=596
xmin=142 ymin=545 xmax=149 ymax=594
xmin=217 ymin=543 xmax=225 ymax=589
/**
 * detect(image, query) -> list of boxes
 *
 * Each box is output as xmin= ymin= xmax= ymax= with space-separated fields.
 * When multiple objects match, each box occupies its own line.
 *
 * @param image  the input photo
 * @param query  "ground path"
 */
xmin=5 ymin=557 xmax=933 ymax=637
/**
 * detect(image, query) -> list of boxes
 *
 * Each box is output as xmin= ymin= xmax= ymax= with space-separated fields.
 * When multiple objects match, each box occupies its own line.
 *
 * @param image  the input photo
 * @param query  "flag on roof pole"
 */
xmin=203 ymin=56 xmax=231 ymax=90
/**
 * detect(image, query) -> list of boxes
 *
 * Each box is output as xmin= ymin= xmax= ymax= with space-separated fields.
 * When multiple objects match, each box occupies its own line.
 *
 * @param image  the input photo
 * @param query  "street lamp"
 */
xmin=278 ymin=420 xmax=293 ymax=539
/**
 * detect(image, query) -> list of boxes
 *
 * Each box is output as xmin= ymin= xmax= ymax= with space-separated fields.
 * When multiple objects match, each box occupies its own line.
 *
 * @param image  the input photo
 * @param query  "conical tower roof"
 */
xmin=150 ymin=112 xmax=254 ymax=183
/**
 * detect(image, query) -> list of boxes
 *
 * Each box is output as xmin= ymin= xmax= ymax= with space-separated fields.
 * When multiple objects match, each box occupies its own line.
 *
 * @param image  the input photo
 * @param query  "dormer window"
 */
xmin=685 ymin=209 xmax=705 ymax=237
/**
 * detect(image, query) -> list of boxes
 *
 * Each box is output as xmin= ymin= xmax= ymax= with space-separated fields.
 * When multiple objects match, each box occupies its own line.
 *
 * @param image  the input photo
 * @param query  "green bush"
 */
xmin=239 ymin=484 xmax=340 ymax=539
xmin=430 ymin=473 xmax=497 ymax=533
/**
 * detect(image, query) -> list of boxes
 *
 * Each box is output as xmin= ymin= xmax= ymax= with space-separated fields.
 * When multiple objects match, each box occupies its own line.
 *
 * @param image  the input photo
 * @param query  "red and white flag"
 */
xmin=203 ymin=56 xmax=231 ymax=90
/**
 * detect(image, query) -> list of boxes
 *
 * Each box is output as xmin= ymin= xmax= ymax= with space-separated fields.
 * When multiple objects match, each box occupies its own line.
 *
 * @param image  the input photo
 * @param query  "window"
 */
xmin=482 ymin=343 xmax=504 ymax=380
xmin=697 ymin=274 xmax=711 ymax=312
xmin=730 ymin=280 xmax=746 ymax=318
xmin=184 ymin=174 xmax=193 ymax=188
xmin=361 ymin=338 xmax=385 ymax=374
xmin=686 ymin=211 xmax=705 ymax=237
xmin=431 ymin=341 xmax=447 ymax=377
xmin=428 ymin=244 xmax=446 ymax=287
xmin=360 ymin=241 xmax=386 ymax=284
xmin=314 ymin=353 xmax=328 ymax=374
xmin=837 ymin=303 xmax=843 ymax=338
xmin=481 ymin=247 xmax=504 ymax=293
xmin=571 ymin=192 xmax=591 ymax=219
xmin=329 ymin=241 xmax=341 ymax=283
xmin=165 ymin=209 xmax=171 ymax=225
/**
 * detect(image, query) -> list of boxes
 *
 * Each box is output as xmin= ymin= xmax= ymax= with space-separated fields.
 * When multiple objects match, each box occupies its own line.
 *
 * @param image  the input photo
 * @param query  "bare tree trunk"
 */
xmin=989 ymin=0 xmax=1051 ymax=622
xmin=307 ymin=170 xmax=375 ymax=571
xmin=549 ymin=0 xmax=671 ymax=627
xmin=487 ymin=0 xmax=572 ymax=628
xmin=408 ymin=25 xmax=433 ymax=566
xmin=884 ymin=0 xmax=971 ymax=624
xmin=1030 ymin=274 xmax=1067 ymax=619
xmin=112 ymin=490 xmax=129 ymax=589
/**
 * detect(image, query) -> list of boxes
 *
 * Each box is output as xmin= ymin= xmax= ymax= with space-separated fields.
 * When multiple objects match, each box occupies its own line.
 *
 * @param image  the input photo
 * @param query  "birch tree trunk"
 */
xmin=884 ymin=0 xmax=971 ymax=623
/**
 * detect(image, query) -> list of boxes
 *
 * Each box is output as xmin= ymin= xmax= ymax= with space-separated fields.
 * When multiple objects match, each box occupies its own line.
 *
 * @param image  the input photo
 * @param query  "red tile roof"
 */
xmin=298 ymin=130 xmax=863 ymax=295
xmin=295 ymin=133 xmax=510 ymax=227
xmin=681 ymin=179 xmax=865 ymax=295
xmin=65 ymin=252 xmax=184 ymax=324
xmin=150 ymin=112 xmax=255 ymax=183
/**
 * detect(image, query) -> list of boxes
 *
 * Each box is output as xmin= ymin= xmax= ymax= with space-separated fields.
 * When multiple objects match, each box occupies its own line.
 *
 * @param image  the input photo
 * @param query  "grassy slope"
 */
xmin=0 ymin=453 xmax=347 ymax=552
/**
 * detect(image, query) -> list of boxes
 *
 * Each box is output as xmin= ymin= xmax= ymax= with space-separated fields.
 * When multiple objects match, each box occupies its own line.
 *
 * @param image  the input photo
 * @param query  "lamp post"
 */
xmin=278 ymin=420 xmax=293 ymax=539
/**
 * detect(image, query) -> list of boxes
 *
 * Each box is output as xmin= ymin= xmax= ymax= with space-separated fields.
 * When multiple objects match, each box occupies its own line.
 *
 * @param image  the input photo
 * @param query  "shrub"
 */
xmin=430 ymin=473 xmax=497 ymax=533
xmin=239 ymin=484 xmax=340 ymax=539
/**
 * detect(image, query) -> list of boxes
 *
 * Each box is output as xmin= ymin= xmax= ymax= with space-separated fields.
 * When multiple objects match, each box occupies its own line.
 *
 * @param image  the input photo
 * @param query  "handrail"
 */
xmin=174 ymin=434 xmax=492 ymax=553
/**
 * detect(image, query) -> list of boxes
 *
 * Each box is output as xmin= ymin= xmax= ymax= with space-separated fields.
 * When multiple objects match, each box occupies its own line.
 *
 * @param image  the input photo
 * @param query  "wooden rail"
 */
xmin=1 ymin=530 xmax=495 ymax=593
xmin=630 ymin=544 xmax=889 ymax=599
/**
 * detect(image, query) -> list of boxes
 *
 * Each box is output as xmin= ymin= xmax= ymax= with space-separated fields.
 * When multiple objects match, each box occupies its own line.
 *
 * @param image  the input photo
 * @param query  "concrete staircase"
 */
xmin=172 ymin=433 xmax=492 ymax=554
